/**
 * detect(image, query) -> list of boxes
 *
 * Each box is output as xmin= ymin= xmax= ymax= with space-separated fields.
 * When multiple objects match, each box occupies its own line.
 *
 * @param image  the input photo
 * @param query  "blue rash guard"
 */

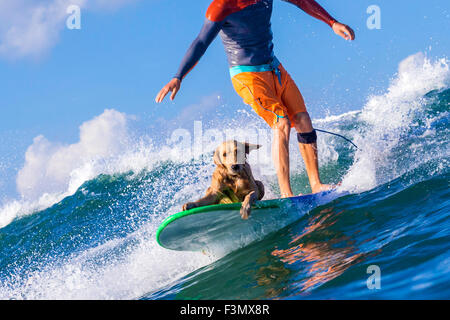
xmin=174 ymin=0 xmax=337 ymax=81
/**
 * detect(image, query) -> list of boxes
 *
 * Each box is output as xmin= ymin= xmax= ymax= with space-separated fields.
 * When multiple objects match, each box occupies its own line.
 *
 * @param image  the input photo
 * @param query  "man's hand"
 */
xmin=332 ymin=22 xmax=355 ymax=41
xmin=155 ymin=78 xmax=181 ymax=103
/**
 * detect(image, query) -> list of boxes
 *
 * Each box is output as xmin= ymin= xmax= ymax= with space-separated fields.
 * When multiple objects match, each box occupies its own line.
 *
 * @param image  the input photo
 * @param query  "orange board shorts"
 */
xmin=231 ymin=64 xmax=307 ymax=128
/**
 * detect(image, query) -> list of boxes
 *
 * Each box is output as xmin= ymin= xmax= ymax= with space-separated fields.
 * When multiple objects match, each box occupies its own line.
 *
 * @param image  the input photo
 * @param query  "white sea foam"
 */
xmin=340 ymin=52 xmax=449 ymax=193
xmin=0 ymin=221 xmax=215 ymax=300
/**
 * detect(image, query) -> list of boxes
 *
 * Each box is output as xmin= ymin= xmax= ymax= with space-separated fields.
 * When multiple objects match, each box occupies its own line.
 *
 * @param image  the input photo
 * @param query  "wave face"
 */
xmin=0 ymin=53 xmax=449 ymax=299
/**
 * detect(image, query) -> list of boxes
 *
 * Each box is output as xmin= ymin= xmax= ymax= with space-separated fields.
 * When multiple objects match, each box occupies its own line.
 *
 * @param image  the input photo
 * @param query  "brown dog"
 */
xmin=182 ymin=140 xmax=265 ymax=219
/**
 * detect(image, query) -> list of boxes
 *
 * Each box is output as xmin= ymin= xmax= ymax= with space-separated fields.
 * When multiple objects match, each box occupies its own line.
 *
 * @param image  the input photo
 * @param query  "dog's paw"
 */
xmin=182 ymin=202 xmax=197 ymax=211
xmin=240 ymin=203 xmax=251 ymax=220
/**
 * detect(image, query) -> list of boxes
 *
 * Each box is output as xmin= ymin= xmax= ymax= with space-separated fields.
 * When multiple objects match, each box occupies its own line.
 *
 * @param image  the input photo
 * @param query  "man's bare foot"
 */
xmin=311 ymin=183 xmax=335 ymax=194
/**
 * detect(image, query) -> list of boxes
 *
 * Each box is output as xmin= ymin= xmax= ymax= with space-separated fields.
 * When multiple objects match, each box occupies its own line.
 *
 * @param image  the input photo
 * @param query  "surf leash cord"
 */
xmin=314 ymin=128 xmax=359 ymax=150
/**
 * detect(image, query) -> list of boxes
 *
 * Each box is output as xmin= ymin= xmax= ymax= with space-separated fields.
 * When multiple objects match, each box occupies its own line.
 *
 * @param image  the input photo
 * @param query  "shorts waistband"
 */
xmin=229 ymin=56 xmax=281 ymax=78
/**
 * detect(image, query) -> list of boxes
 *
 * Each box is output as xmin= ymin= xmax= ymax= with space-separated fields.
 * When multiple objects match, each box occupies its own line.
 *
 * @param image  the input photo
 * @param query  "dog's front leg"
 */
xmin=240 ymin=191 xmax=257 ymax=220
xmin=182 ymin=191 xmax=219 ymax=211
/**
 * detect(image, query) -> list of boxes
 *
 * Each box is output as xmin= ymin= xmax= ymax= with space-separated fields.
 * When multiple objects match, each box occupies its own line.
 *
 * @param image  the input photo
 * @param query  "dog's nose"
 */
xmin=231 ymin=164 xmax=240 ymax=171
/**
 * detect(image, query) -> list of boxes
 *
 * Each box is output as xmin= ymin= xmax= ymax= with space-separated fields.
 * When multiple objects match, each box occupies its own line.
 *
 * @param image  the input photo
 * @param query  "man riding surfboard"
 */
xmin=156 ymin=0 xmax=355 ymax=197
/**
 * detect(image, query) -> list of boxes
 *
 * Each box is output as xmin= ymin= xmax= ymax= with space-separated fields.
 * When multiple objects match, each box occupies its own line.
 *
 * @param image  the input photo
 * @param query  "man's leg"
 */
xmin=272 ymin=117 xmax=294 ymax=197
xmin=277 ymin=64 xmax=332 ymax=194
xmin=293 ymin=112 xmax=333 ymax=194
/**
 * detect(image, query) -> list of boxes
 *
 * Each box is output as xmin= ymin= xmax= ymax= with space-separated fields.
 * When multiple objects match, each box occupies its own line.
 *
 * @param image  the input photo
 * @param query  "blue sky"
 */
xmin=0 ymin=0 xmax=449 ymax=199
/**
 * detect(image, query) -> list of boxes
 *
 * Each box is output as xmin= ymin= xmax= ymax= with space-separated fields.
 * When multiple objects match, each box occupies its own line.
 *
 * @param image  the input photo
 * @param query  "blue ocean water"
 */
xmin=0 ymin=53 xmax=449 ymax=299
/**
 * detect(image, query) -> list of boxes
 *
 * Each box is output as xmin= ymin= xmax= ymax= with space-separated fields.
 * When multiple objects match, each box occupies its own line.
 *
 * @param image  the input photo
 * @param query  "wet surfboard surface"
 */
xmin=156 ymin=190 xmax=344 ymax=253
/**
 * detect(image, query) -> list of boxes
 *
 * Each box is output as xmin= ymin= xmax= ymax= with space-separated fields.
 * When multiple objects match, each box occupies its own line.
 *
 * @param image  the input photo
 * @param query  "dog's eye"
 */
xmin=222 ymin=152 xmax=227 ymax=157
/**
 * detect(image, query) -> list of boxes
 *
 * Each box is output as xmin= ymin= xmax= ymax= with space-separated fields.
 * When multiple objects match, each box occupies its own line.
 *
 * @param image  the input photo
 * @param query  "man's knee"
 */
xmin=293 ymin=112 xmax=313 ymax=133
xmin=273 ymin=116 xmax=291 ymax=132
xmin=272 ymin=117 xmax=291 ymax=144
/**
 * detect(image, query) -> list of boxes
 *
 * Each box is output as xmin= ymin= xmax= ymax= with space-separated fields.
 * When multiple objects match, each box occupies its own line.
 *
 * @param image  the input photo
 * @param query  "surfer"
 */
xmin=155 ymin=0 xmax=355 ymax=197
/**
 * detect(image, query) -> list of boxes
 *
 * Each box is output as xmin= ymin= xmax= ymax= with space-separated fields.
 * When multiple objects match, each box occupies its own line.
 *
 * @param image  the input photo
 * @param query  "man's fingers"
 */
xmin=342 ymin=30 xmax=351 ymax=40
xmin=156 ymin=88 xmax=166 ymax=103
xmin=155 ymin=91 xmax=161 ymax=103
xmin=338 ymin=29 xmax=348 ymax=40
xmin=155 ymin=91 xmax=163 ymax=103
xmin=343 ymin=26 xmax=355 ymax=40
xmin=156 ymin=88 xmax=169 ymax=103
xmin=348 ymin=27 xmax=356 ymax=40
xmin=344 ymin=26 xmax=355 ymax=40
xmin=170 ymin=86 xmax=179 ymax=100
xmin=156 ymin=79 xmax=181 ymax=103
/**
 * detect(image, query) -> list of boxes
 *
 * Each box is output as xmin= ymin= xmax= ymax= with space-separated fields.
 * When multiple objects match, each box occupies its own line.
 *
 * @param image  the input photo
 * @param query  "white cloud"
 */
xmin=16 ymin=109 xmax=129 ymax=199
xmin=0 ymin=0 xmax=141 ymax=59
xmin=0 ymin=0 xmax=83 ymax=59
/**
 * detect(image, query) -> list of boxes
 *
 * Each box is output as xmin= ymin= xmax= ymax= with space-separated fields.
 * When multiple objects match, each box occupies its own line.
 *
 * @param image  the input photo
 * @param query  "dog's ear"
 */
xmin=245 ymin=142 xmax=262 ymax=154
xmin=213 ymin=149 xmax=224 ymax=167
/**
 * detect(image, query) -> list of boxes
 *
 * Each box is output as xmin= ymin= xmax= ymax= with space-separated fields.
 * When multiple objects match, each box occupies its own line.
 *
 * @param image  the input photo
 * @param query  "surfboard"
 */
xmin=156 ymin=189 xmax=344 ymax=253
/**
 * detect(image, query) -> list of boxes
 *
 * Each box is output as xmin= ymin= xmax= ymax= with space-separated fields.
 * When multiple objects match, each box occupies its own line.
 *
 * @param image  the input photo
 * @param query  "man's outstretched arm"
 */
xmin=156 ymin=19 xmax=222 ymax=103
xmin=174 ymin=19 xmax=223 ymax=81
xmin=283 ymin=0 xmax=355 ymax=40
